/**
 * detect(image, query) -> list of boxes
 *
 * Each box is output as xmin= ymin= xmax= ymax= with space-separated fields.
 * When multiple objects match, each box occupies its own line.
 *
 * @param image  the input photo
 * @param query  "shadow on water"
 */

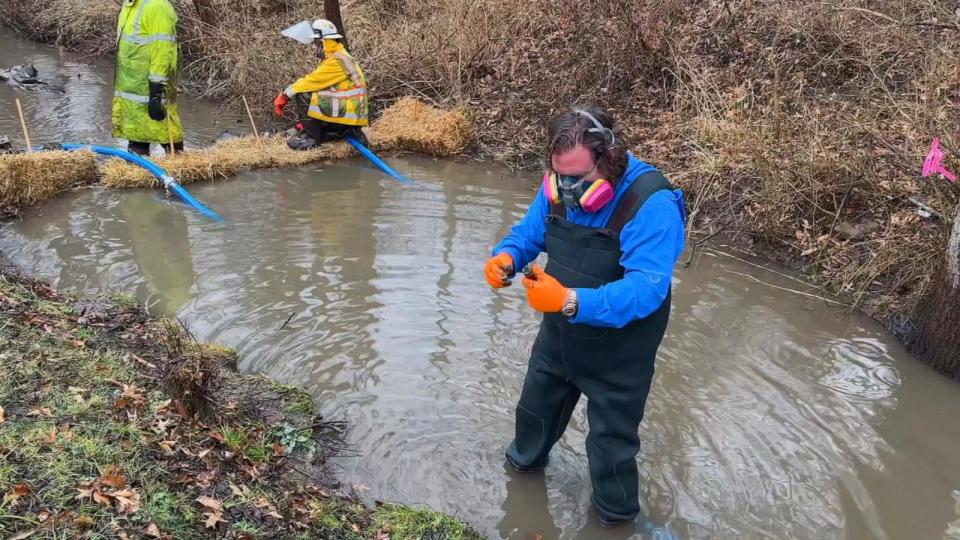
xmin=2 ymin=26 xmax=960 ymax=540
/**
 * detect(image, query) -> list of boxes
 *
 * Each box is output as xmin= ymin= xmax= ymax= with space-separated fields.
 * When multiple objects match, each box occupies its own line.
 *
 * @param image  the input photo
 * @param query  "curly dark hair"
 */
xmin=545 ymin=106 xmax=629 ymax=182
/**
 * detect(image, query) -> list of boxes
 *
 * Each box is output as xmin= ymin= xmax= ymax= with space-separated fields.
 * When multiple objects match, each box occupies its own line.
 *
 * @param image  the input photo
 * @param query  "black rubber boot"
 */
xmin=286 ymin=132 xmax=319 ymax=151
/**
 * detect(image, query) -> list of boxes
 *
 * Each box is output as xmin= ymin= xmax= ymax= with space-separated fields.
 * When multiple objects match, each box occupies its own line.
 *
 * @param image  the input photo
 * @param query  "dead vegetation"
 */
xmin=0 ymin=149 xmax=97 ymax=214
xmin=101 ymin=134 xmax=355 ymax=188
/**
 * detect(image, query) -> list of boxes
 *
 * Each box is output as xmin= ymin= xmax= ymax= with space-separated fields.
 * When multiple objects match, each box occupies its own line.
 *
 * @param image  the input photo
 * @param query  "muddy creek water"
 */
xmin=3 ymin=28 xmax=960 ymax=540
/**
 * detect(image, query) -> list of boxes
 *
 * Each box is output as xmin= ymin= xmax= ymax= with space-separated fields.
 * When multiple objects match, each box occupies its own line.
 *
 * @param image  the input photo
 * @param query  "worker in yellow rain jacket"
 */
xmin=273 ymin=19 xmax=369 ymax=150
xmin=113 ymin=0 xmax=182 ymax=156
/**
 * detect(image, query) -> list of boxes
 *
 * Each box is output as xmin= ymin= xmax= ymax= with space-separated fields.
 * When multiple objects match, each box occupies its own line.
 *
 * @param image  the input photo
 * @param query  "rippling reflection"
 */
xmin=3 ymin=114 xmax=960 ymax=540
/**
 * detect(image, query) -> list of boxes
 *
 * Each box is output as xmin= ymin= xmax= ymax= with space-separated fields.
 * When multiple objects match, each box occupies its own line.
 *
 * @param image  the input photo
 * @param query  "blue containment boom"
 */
xmin=344 ymin=136 xmax=412 ymax=185
xmin=62 ymin=143 xmax=223 ymax=222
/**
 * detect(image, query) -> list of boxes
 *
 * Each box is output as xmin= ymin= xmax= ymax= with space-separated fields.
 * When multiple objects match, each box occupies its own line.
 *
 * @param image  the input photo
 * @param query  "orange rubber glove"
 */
xmin=484 ymin=252 xmax=515 ymax=289
xmin=273 ymin=92 xmax=289 ymax=117
xmin=522 ymin=264 xmax=569 ymax=313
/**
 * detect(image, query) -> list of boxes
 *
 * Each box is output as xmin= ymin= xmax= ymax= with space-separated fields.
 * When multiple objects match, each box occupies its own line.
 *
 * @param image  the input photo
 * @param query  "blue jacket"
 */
xmin=493 ymin=154 xmax=686 ymax=328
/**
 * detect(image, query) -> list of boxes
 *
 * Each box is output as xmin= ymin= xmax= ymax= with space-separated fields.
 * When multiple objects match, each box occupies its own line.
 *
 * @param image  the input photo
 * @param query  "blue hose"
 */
xmin=62 ymin=143 xmax=223 ymax=222
xmin=345 ymin=136 xmax=412 ymax=185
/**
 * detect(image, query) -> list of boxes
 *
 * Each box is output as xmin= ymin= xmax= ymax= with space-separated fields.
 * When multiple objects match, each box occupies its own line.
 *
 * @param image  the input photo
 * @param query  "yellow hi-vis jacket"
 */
xmin=284 ymin=41 xmax=369 ymax=127
xmin=112 ymin=0 xmax=182 ymax=143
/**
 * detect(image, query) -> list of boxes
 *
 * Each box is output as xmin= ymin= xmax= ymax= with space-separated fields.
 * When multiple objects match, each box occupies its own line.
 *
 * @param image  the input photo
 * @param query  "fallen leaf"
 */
xmin=42 ymin=426 xmax=57 ymax=445
xmin=93 ymin=490 xmax=112 ymax=507
xmin=10 ymin=529 xmax=36 ymax=540
xmin=145 ymin=523 xmax=162 ymax=538
xmin=196 ymin=495 xmax=224 ymax=513
xmin=99 ymin=471 xmax=126 ymax=489
xmin=272 ymin=443 xmax=285 ymax=456
xmin=203 ymin=511 xmax=224 ymax=529
xmin=37 ymin=510 xmax=50 ymax=523
xmin=228 ymin=484 xmax=245 ymax=498
xmin=531 ymin=534 xmax=544 ymax=540
xmin=254 ymin=496 xmax=282 ymax=519
xmin=74 ymin=515 xmax=95 ymax=528
xmin=3 ymin=483 xmax=31 ymax=506
xmin=112 ymin=488 xmax=141 ymax=514
xmin=197 ymin=448 xmax=211 ymax=459
xmin=351 ymin=523 xmax=361 ymax=533
xmin=195 ymin=469 xmax=217 ymax=487
xmin=27 ymin=407 xmax=53 ymax=418
xmin=172 ymin=473 xmax=194 ymax=485
xmin=76 ymin=487 xmax=93 ymax=501
xmin=240 ymin=464 xmax=260 ymax=480
xmin=207 ymin=431 xmax=225 ymax=443
xmin=376 ymin=529 xmax=391 ymax=540
xmin=0 ymin=405 xmax=5 ymax=423
xmin=158 ymin=440 xmax=177 ymax=455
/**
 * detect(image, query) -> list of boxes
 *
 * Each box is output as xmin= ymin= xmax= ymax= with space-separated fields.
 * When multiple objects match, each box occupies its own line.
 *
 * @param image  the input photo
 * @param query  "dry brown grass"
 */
xmin=0 ymin=0 xmax=115 ymax=55
xmin=368 ymin=97 xmax=471 ymax=157
xmin=102 ymin=134 xmax=355 ymax=187
xmin=0 ymin=150 xmax=97 ymax=209
xmin=665 ymin=1 xmax=960 ymax=318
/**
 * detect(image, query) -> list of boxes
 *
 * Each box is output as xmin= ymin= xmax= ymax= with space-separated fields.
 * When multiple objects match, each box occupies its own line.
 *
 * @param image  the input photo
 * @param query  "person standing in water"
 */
xmin=273 ymin=19 xmax=369 ymax=150
xmin=113 ymin=0 xmax=183 ymax=156
xmin=485 ymin=106 xmax=685 ymax=526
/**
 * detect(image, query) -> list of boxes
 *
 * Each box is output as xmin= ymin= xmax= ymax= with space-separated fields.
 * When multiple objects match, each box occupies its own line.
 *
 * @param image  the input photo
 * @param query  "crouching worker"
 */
xmin=273 ymin=19 xmax=369 ymax=150
xmin=485 ymin=107 xmax=686 ymax=527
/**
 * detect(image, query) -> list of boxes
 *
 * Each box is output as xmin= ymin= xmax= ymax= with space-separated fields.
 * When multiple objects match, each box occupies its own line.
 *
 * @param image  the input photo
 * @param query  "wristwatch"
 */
xmin=561 ymin=289 xmax=578 ymax=317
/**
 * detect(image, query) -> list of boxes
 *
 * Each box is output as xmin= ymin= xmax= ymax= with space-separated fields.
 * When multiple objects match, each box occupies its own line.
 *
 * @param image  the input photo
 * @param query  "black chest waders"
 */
xmin=506 ymin=171 xmax=674 ymax=523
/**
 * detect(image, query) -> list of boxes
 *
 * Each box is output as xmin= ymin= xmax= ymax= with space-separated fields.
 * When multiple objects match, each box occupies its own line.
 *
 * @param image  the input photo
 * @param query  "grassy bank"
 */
xmin=2 ymin=0 xmax=957 ymax=348
xmin=0 ymin=264 xmax=482 ymax=539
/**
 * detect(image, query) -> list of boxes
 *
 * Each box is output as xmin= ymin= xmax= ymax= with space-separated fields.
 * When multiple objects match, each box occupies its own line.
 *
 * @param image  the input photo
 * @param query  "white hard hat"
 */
xmin=311 ymin=19 xmax=343 ymax=40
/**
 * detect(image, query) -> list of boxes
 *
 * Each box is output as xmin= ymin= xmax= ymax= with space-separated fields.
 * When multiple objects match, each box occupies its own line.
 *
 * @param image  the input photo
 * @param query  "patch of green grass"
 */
xmin=110 ymin=291 xmax=138 ymax=308
xmin=140 ymin=486 xmax=196 ymax=537
xmin=270 ymin=381 xmax=316 ymax=415
xmin=308 ymin=499 xmax=366 ymax=540
xmin=245 ymin=442 xmax=270 ymax=464
xmin=232 ymin=519 xmax=263 ymax=536
xmin=373 ymin=503 xmax=484 ymax=540
xmin=220 ymin=425 xmax=248 ymax=452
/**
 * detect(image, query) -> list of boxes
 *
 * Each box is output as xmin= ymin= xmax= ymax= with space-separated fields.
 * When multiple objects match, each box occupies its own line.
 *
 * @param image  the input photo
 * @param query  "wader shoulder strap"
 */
xmin=606 ymin=170 xmax=674 ymax=233
xmin=549 ymin=199 xmax=565 ymax=221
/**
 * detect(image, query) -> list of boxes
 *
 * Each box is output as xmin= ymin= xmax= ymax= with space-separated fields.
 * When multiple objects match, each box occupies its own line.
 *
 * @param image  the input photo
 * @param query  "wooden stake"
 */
xmin=14 ymin=98 xmax=32 ymax=153
xmin=241 ymin=95 xmax=260 ymax=142
xmin=324 ymin=0 xmax=348 ymax=49
xmin=166 ymin=116 xmax=176 ymax=156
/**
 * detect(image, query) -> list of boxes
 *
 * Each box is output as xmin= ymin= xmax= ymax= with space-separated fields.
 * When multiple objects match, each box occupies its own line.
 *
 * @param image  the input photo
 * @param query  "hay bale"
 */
xmin=102 ymin=135 xmax=355 ymax=188
xmin=0 ymin=150 xmax=98 ymax=210
xmin=368 ymin=97 xmax=472 ymax=157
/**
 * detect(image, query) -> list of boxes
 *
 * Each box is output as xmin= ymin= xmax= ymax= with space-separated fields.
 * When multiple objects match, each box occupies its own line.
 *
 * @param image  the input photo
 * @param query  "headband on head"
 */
xmin=573 ymin=108 xmax=616 ymax=149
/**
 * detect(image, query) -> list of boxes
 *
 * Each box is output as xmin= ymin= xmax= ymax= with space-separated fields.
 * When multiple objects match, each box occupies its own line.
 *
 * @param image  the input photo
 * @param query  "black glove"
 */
xmin=148 ymin=82 xmax=166 ymax=122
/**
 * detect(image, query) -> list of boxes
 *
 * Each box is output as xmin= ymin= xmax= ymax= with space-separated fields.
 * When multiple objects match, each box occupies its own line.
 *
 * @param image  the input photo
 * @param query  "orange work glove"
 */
xmin=273 ymin=92 xmax=289 ymax=117
xmin=522 ymin=264 xmax=569 ymax=313
xmin=484 ymin=252 xmax=515 ymax=289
